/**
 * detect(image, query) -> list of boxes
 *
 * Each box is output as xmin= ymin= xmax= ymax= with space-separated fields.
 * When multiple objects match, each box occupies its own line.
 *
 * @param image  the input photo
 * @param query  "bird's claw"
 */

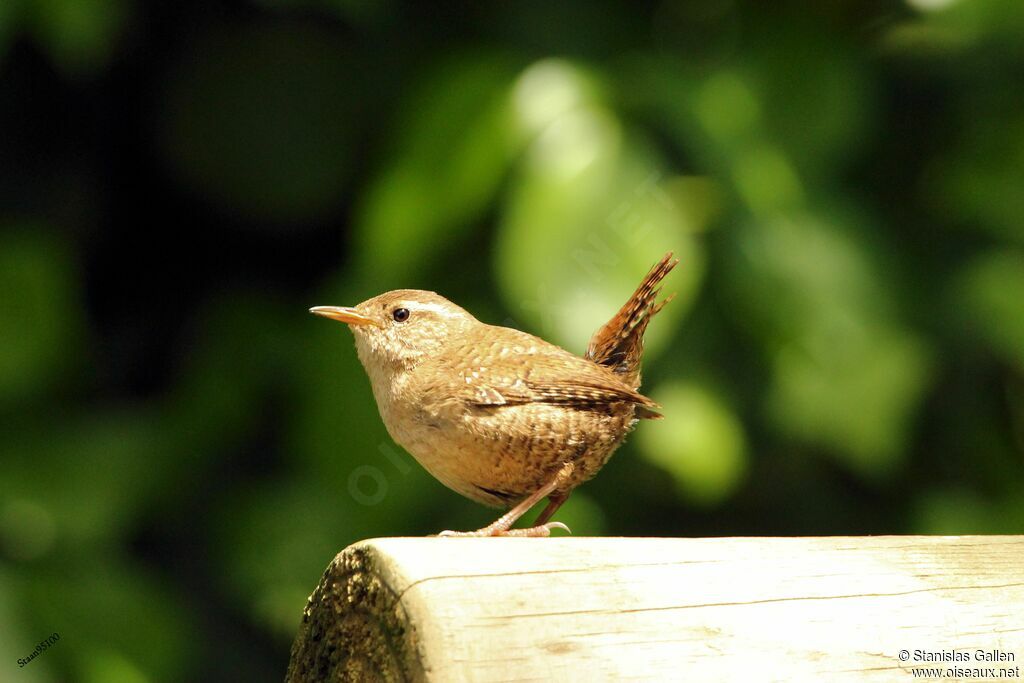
xmin=435 ymin=529 xmax=477 ymax=537
xmin=500 ymin=521 xmax=571 ymax=537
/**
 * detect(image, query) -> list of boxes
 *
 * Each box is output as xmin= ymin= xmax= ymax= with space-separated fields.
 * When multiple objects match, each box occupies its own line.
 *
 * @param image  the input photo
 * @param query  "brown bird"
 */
xmin=311 ymin=252 xmax=678 ymax=536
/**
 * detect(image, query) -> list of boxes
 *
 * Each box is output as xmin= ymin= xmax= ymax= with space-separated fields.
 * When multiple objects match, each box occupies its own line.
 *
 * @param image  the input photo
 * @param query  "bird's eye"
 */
xmin=392 ymin=307 xmax=410 ymax=322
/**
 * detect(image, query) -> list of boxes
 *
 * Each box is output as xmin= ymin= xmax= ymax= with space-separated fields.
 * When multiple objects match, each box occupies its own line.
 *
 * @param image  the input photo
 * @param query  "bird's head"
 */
xmin=311 ymin=289 xmax=477 ymax=373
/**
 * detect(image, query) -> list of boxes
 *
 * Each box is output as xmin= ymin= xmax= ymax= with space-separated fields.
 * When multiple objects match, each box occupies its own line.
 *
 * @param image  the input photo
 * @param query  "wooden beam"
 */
xmin=285 ymin=536 xmax=1024 ymax=682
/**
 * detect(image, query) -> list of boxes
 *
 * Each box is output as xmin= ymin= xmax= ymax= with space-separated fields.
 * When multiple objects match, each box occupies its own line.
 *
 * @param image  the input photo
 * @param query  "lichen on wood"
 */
xmin=285 ymin=544 xmax=420 ymax=682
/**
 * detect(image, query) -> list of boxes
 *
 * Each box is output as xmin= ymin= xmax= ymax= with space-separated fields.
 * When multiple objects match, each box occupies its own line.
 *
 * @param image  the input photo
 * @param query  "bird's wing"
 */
xmin=419 ymin=334 xmax=662 ymax=418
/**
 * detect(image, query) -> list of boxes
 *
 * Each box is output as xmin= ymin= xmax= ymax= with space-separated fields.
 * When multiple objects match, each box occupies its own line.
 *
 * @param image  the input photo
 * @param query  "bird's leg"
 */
xmin=533 ymin=491 xmax=569 ymax=527
xmin=437 ymin=462 xmax=574 ymax=537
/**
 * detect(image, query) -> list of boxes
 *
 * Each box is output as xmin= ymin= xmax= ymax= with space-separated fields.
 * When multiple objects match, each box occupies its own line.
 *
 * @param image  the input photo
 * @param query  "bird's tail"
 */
xmin=586 ymin=252 xmax=678 ymax=389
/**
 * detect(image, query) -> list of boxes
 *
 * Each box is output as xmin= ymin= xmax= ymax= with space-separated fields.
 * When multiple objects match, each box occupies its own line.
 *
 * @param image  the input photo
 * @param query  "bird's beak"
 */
xmin=309 ymin=306 xmax=376 ymax=326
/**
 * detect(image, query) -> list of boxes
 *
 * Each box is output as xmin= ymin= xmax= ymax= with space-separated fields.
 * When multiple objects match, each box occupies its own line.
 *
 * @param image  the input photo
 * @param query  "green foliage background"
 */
xmin=1 ymin=1 xmax=1023 ymax=680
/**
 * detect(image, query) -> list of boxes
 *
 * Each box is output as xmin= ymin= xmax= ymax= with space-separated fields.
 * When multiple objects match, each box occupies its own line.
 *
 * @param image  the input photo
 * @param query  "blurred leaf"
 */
xmin=692 ymin=69 xmax=761 ymax=149
xmin=662 ymin=176 xmax=723 ymax=234
xmin=0 ymin=0 xmax=20 ymax=65
xmin=726 ymin=213 xmax=933 ymax=476
xmin=80 ymin=650 xmax=149 ymax=683
xmin=0 ymin=228 xmax=84 ymax=404
xmin=496 ymin=62 xmax=704 ymax=356
xmin=355 ymin=55 xmax=521 ymax=280
xmin=0 ymin=499 xmax=57 ymax=561
xmin=922 ymin=0 xmax=1024 ymax=55
xmin=0 ymin=569 xmax=57 ymax=682
xmin=955 ymin=249 xmax=1024 ymax=368
xmin=26 ymin=0 xmax=127 ymax=76
xmin=511 ymin=58 xmax=607 ymax=138
xmin=726 ymin=213 xmax=892 ymax=338
xmin=0 ymin=411 xmax=171 ymax=549
xmin=913 ymin=487 xmax=1024 ymax=534
xmin=767 ymin=322 xmax=932 ymax=476
xmin=254 ymin=0 xmax=386 ymax=25
xmin=747 ymin=27 xmax=869 ymax=181
xmin=689 ymin=70 xmax=808 ymax=215
xmin=23 ymin=555 xmax=194 ymax=682
xmin=164 ymin=289 xmax=300 ymax=456
xmin=213 ymin=476 xmax=382 ymax=640
xmin=637 ymin=381 xmax=747 ymax=506
xmin=631 ymin=34 xmax=869 ymax=208
xmin=650 ymin=0 xmax=740 ymax=68
xmin=730 ymin=143 xmax=804 ymax=216
xmin=934 ymin=113 xmax=1024 ymax=244
xmin=159 ymin=23 xmax=357 ymax=222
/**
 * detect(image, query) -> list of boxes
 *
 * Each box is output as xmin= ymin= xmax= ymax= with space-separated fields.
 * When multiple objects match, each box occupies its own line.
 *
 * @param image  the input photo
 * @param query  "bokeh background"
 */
xmin=2 ymin=0 xmax=1023 ymax=680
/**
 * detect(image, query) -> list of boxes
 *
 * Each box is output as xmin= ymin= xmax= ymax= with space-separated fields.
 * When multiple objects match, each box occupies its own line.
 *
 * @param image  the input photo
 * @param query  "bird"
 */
xmin=310 ymin=252 xmax=678 ymax=536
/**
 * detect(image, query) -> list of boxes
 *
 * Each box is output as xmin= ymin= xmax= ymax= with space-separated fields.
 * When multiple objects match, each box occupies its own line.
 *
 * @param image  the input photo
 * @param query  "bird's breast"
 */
xmin=369 ymin=374 xmax=636 ymax=508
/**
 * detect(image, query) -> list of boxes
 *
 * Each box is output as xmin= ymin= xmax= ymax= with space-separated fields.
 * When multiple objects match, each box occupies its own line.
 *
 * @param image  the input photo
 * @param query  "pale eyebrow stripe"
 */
xmin=408 ymin=301 xmax=462 ymax=318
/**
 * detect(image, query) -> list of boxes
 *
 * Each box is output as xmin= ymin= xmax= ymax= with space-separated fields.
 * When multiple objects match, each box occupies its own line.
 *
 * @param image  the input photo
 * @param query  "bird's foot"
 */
xmin=494 ymin=522 xmax=571 ymax=537
xmin=436 ymin=522 xmax=571 ymax=538
xmin=434 ymin=462 xmax=575 ymax=538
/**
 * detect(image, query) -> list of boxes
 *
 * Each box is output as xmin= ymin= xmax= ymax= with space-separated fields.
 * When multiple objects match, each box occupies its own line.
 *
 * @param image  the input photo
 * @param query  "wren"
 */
xmin=311 ymin=252 xmax=678 ymax=536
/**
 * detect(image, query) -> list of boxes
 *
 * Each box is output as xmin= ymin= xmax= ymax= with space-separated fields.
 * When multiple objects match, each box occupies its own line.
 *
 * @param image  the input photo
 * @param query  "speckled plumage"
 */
xmin=313 ymin=253 xmax=678 ymax=528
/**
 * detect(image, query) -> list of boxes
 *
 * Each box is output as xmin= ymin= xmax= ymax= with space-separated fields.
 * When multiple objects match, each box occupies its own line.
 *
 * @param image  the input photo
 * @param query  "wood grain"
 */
xmin=285 ymin=536 xmax=1024 ymax=682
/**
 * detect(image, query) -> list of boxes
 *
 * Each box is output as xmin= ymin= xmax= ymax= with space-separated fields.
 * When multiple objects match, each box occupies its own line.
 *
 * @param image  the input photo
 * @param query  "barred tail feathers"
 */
xmin=585 ymin=252 xmax=678 ymax=389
